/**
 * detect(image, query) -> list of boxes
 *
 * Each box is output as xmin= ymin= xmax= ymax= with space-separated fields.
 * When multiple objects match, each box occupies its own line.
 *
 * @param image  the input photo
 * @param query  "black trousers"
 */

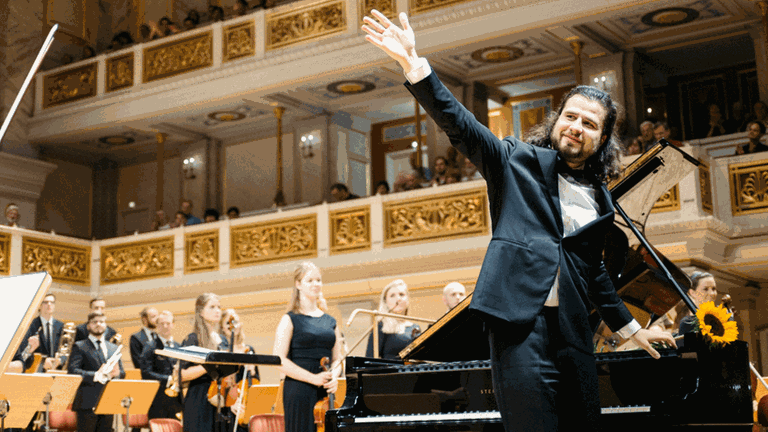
xmin=488 ymin=307 xmax=600 ymax=432
xmin=76 ymin=409 xmax=113 ymax=432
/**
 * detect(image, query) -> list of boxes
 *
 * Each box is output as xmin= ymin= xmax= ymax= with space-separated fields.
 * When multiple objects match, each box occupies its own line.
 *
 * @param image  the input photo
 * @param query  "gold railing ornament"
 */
xmin=699 ymin=162 xmax=713 ymax=214
xmin=651 ymin=185 xmax=681 ymax=213
xmin=143 ymin=31 xmax=213 ymax=83
xmin=410 ymin=0 xmax=468 ymax=15
xmin=729 ymin=159 xmax=768 ymax=216
xmin=106 ymin=53 xmax=134 ymax=92
xmin=0 ymin=232 xmax=9 ymax=275
xmin=185 ymin=230 xmax=219 ymax=274
xmin=101 ymin=237 xmax=174 ymax=284
xmin=21 ymin=237 xmax=90 ymax=285
xmin=360 ymin=0 xmax=396 ymax=25
xmin=224 ymin=22 xmax=256 ymax=62
xmin=329 ymin=206 xmax=371 ymax=255
xmin=266 ymin=0 xmax=347 ymax=50
xmin=43 ymin=63 xmax=97 ymax=109
xmin=230 ymin=214 xmax=317 ymax=267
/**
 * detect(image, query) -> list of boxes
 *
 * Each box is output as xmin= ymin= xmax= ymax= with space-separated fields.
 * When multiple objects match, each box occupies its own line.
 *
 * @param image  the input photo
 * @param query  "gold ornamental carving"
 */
xmin=21 ymin=237 xmax=90 ymax=285
xmin=224 ymin=22 xmax=256 ymax=62
xmin=0 ymin=232 xmax=9 ymax=275
xmin=230 ymin=214 xmax=317 ymax=267
xmin=383 ymin=188 xmax=489 ymax=247
xmin=410 ymin=0 xmax=466 ymax=15
xmin=43 ymin=63 xmax=97 ymax=109
xmin=143 ymin=32 xmax=213 ymax=83
xmin=699 ymin=162 xmax=713 ymax=214
xmin=651 ymin=185 xmax=680 ymax=213
xmin=729 ymin=160 xmax=768 ymax=216
xmin=266 ymin=0 xmax=346 ymax=51
xmin=101 ymin=237 xmax=174 ymax=284
xmin=106 ymin=53 xmax=134 ymax=92
xmin=185 ymin=230 xmax=219 ymax=274
xmin=330 ymin=206 xmax=371 ymax=255
xmin=359 ymin=0 xmax=396 ymax=24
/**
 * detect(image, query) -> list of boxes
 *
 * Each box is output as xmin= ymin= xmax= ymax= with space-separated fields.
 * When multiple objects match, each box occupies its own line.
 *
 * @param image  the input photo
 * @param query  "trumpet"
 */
xmin=95 ymin=344 xmax=123 ymax=384
xmin=110 ymin=333 xmax=122 ymax=344
xmin=165 ymin=360 xmax=181 ymax=397
xmin=53 ymin=322 xmax=76 ymax=370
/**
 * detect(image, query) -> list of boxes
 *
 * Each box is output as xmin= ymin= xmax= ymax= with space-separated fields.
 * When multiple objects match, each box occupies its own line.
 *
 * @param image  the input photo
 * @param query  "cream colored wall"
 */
xmin=117 ymin=160 xmax=159 ymax=235
xmin=36 ymin=159 xmax=93 ymax=237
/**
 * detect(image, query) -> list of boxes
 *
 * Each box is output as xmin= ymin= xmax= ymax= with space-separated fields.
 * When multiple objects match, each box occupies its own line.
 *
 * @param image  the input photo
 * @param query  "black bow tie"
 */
xmin=556 ymin=157 xmax=593 ymax=185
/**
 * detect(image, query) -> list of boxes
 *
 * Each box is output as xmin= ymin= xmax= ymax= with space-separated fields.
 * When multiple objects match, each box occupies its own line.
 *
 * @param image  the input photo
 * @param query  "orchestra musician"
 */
xmin=138 ymin=310 xmax=183 ymax=421
xmin=68 ymin=312 xmax=126 ymax=432
xmin=442 ymin=282 xmax=467 ymax=312
xmin=13 ymin=293 xmax=63 ymax=371
xmin=130 ymin=307 xmax=158 ymax=368
xmin=365 ymin=279 xmax=421 ymax=359
xmin=219 ymin=308 xmax=260 ymax=431
xmin=180 ymin=293 xmax=224 ymax=432
xmin=649 ymin=271 xmax=719 ymax=336
xmin=361 ymin=10 xmax=675 ymax=431
xmin=273 ymin=262 xmax=343 ymax=432
xmin=75 ymin=298 xmax=117 ymax=342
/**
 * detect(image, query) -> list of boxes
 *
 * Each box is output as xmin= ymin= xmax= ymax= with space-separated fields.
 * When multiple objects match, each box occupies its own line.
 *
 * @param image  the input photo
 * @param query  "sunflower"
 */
xmin=695 ymin=301 xmax=739 ymax=345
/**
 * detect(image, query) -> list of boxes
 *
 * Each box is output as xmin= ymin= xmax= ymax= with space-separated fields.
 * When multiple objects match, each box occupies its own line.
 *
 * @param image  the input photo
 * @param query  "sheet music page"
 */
xmin=0 ymin=273 xmax=51 ymax=374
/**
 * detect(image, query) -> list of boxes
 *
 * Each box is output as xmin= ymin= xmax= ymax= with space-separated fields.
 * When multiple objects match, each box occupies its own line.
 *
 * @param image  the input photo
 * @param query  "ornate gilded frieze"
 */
xmin=330 ymin=206 xmax=371 ymax=255
xmin=143 ymin=32 xmax=213 ymax=83
xmin=101 ymin=237 xmax=174 ymax=284
xmin=383 ymin=188 xmax=489 ymax=247
xmin=359 ymin=0 xmax=396 ymax=24
xmin=106 ymin=53 xmax=134 ymax=92
xmin=0 ymin=232 xmax=9 ymax=275
xmin=410 ymin=0 xmax=467 ymax=15
xmin=43 ymin=63 xmax=97 ymax=109
xmin=230 ymin=214 xmax=317 ymax=267
xmin=22 ymin=237 xmax=90 ymax=285
xmin=224 ymin=22 xmax=256 ymax=62
xmin=651 ymin=185 xmax=680 ymax=213
xmin=699 ymin=162 xmax=713 ymax=214
xmin=266 ymin=0 xmax=346 ymax=51
xmin=729 ymin=160 xmax=768 ymax=216
xmin=185 ymin=230 xmax=219 ymax=274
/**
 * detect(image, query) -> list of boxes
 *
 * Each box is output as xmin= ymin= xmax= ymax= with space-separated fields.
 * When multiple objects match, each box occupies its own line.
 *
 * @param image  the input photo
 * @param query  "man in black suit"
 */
xmin=75 ymin=298 xmax=117 ymax=342
xmin=129 ymin=307 xmax=158 ymax=368
xmin=362 ymin=11 xmax=676 ymax=432
xmin=138 ymin=310 xmax=183 ymax=420
xmin=14 ymin=293 xmax=64 ymax=371
xmin=69 ymin=312 xmax=125 ymax=432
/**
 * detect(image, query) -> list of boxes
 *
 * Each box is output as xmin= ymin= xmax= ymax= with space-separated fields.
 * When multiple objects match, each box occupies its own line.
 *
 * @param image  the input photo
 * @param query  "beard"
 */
xmin=90 ymin=328 xmax=105 ymax=337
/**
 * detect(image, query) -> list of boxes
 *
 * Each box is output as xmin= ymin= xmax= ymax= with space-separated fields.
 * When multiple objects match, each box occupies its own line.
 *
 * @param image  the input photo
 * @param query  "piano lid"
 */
xmin=401 ymin=140 xmax=700 ymax=362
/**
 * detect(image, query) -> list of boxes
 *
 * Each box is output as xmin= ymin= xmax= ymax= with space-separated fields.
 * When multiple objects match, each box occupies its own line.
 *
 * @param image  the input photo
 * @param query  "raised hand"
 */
xmin=362 ymin=10 xmax=419 ymax=73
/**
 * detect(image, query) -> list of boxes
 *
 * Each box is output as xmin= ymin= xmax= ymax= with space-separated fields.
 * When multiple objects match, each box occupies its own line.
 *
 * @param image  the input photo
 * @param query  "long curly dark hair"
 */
xmin=525 ymin=86 xmax=623 ymax=182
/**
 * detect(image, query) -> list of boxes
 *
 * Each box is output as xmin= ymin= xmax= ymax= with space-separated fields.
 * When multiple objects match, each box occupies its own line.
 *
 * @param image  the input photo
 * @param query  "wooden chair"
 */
xmin=149 ymin=418 xmax=183 ymax=432
xmin=48 ymin=410 xmax=78 ymax=432
xmin=248 ymin=413 xmax=285 ymax=432
xmin=122 ymin=413 xmax=149 ymax=429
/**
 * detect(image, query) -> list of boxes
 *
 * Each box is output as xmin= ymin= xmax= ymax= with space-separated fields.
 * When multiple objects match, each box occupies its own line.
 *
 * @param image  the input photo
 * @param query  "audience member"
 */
xmin=251 ymin=0 xmax=267 ymax=9
xmin=724 ymin=101 xmax=748 ymax=134
xmin=139 ymin=23 xmax=161 ymax=42
xmin=83 ymin=46 xmax=96 ymax=59
xmin=461 ymin=156 xmax=482 ymax=181
xmin=653 ymin=122 xmax=682 ymax=146
xmin=209 ymin=5 xmax=225 ymax=22
xmin=752 ymin=101 xmax=768 ymax=128
xmin=445 ymin=169 xmax=462 ymax=184
xmin=704 ymin=104 xmax=727 ymax=138
xmin=272 ymin=190 xmax=287 ymax=208
xmin=374 ymin=180 xmax=390 ymax=195
xmin=187 ymin=9 xmax=201 ymax=25
xmin=183 ymin=17 xmax=197 ymax=31
xmin=152 ymin=210 xmax=171 ymax=231
xmin=233 ymin=0 xmax=249 ymax=16
xmin=227 ymin=207 xmax=240 ymax=219
xmin=430 ymin=156 xmax=448 ymax=186
xmin=446 ymin=146 xmax=462 ymax=169
xmin=735 ymin=121 xmax=768 ymax=155
xmin=442 ymin=282 xmax=467 ymax=312
xmin=625 ymin=138 xmax=642 ymax=156
xmin=638 ymin=120 xmax=655 ymax=151
xmin=203 ymin=208 xmax=220 ymax=222
xmin=330 ymin=183 xmax=359 ymax=202
xmin=5 ymin=203 xmax=20 ymax=227
xmin=180 ymin=200 xmax=202 ymax=225
xmin=171 ymin=211 xmax=187 ymax=228
xmin=408 ymin=151 xmax=431 ymax=182
xmin=158 ymin=17 xmax=179 ymax=36
xmin=392 ymin=172 xmax=422 ymax=192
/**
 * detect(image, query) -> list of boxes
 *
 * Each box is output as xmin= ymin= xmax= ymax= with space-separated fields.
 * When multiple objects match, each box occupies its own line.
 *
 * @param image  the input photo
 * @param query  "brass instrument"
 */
xmin=165 ymin=360 xmax=181 ymax=397
xmin=95 ymin=344 xmax=123 ymax=384
xmin=110 ymin=333 xmax=122 ymax=344
xmin=53 ymin=322 xmax=76 ymax=370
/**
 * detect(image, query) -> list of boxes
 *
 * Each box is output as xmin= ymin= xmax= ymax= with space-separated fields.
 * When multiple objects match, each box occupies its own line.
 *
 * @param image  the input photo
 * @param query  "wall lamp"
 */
xmin=183 ymin=157 xmax=197 ymax=179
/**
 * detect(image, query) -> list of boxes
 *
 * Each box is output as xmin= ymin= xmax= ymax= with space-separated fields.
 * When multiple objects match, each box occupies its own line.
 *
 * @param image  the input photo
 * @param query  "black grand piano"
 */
xmin=327 ymin=142 xmax=753 ymax=432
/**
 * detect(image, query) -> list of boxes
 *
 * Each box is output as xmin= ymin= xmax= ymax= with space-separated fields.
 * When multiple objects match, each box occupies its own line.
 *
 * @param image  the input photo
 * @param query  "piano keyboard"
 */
xmin=601 ymin=406 xmax=651 ymax=414
xmin=355 ymin=411 xmax=502 ymax=424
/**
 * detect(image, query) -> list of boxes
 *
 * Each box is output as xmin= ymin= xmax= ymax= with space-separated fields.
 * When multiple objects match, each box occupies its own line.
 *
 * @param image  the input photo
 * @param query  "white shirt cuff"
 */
xmin=615 ymin=319 xmax=641 ymax=339
xmin=404 ymin=58 xmax=432 ymax=84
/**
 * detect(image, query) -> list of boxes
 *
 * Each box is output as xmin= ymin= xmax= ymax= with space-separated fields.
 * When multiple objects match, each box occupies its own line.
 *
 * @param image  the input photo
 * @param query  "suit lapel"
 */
xmin=533 ymin=146 xmax=563 ymax=229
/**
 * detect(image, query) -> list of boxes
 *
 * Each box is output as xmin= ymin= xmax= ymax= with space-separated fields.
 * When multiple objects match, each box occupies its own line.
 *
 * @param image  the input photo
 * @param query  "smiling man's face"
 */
xmin=550 ymin=95 xmax=607 ymax=170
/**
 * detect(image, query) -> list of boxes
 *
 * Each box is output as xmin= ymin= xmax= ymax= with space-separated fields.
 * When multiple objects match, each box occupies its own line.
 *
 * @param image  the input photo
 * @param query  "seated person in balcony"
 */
xmin=204 ymin=208 xmax=220 ymax=222
xmin=171 ymin=211 xmax=187 ymax=228
xmin=624 ymin=137 xmax=642 ymax=156
xmin=374 ymin=180 xmax=390 ymax=195
xmin=653 ymin=122 xmax=682 ymax=146
xmin=180 ymin=199 xmax=202 ymax=225
xmin=330 ymin=183 xmax=359 ymax=202
xmin=703 ymin=104 xmax=727 ymax=138
xmin=233 ymin=0 xmax=249 ymax=16
xmin=5 ymin=203 xmax=21 ymax=227
xmin=461 ymin=156 xmax=483 ymax=181
xmin=139 ymin=23 xmax=161 ymax=42
xmin=188 ymin=9 xmax=201 ymax=26
xmin=158 ymin=17 xmax=179 ymax=36
xmin=429 ymin=156 xmax=448 ymax=186
xmin=183 ymin=17 xmax=197 ymax=31
xmin=735 ymin=121 xmax=768 ymax=155
xmin=227 ymin=206 xmax=240 ymax=219
xmin=638 ymin=120 xmax=655 ymax=151
xmin=365 ymin=279 xmax=421 ymax=359
xmin=82 ymin=46 xmax=96 ymax=59
xmin=208 ymin=5 xmax=225 ymax=22
xmin=724 ymin=101 xmax=749 ymax=134
xmin=444 ymin=168 xmax=462 ymax=184
xmin=152 ymin=210 xmax=170 ymax=231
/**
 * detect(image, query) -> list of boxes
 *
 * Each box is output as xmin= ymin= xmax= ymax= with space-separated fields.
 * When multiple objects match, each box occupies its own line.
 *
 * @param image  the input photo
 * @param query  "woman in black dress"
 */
xmin=181 ymin=293 xmax=223 ymax=432
xmin=365 ymin=279 xmax=421 ymax=359
xmin=273 ymin=262 xmax=343 ymax=432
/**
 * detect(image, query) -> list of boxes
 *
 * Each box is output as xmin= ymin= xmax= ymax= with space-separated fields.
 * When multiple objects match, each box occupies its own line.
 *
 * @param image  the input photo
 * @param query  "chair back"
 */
xmin=149 ymin=418 xmax=183 ymax=432
xmin=48 ymin=410 xmax=77 ymax=431
xmin=122 ymin=413 xmax=149 ymax=428
xmin=249 ymin=413 xmax=285 ymax=432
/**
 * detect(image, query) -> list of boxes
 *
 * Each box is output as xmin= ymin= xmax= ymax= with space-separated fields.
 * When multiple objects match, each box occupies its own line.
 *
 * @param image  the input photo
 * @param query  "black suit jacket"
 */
xmin=68 ymin=338 xmax=126 ymax=410
xmin=405 ymin=70 xmax=634 ymax=353
xmin=14 ymin=317 xmax=64 ymax=369
xmin=138 ymin=337 xmax=183 ymax=414
xmin=129 ymin=330 xmax=153 ymax=368
xmin=75 ymin=323 xmax=117 ymax=343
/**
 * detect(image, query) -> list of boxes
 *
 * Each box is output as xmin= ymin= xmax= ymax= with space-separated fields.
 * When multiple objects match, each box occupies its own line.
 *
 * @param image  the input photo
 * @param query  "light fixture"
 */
xmin=647 ymin=108 xmax=653 ymax=114
xmin=128 ymin=201 xmax=136 ymax=209
xmin=183 ymin=157 xmax=197 ymax=179
xmin=300 ymin=134 xmax=318 ymax=158
xmin=411 ymin=141 xmax=418 ymax=149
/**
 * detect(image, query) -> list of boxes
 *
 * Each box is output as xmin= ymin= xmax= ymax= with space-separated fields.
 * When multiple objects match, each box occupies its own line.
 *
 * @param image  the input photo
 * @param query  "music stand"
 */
xmin=93 ymin=380 xmax=159 ymax=430
xmin=0 ymin=373 xmax=54 ymax=429
xmin=244 ymin=385 xmax=280 ymax=417
xmin=35 ymin=373 xmax=82 ymax=432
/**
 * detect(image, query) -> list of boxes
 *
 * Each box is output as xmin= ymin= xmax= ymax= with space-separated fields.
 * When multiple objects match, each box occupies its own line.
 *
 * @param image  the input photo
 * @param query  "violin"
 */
xmin=234 ymin=347 xmax=260 ymax=427
xmin=313 ymin=357 xmax=339 ymax=432
xmin=208 ymin=315 xmax=240 ymax=407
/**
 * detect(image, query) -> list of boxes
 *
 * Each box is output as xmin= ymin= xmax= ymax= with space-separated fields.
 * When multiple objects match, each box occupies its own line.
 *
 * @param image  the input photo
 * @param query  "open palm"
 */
xmin=362 ymin=10 xmax=417 ymax=70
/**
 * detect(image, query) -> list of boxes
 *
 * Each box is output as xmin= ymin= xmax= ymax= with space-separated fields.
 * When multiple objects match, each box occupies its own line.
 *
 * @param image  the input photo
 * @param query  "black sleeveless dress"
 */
xmin=365 ymin=321 xmax=421 ymax=359
xmin=182 ymin=333 xmax=227 ymax=432
xmin=283 ymin=312 xmax=337 ymax=432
